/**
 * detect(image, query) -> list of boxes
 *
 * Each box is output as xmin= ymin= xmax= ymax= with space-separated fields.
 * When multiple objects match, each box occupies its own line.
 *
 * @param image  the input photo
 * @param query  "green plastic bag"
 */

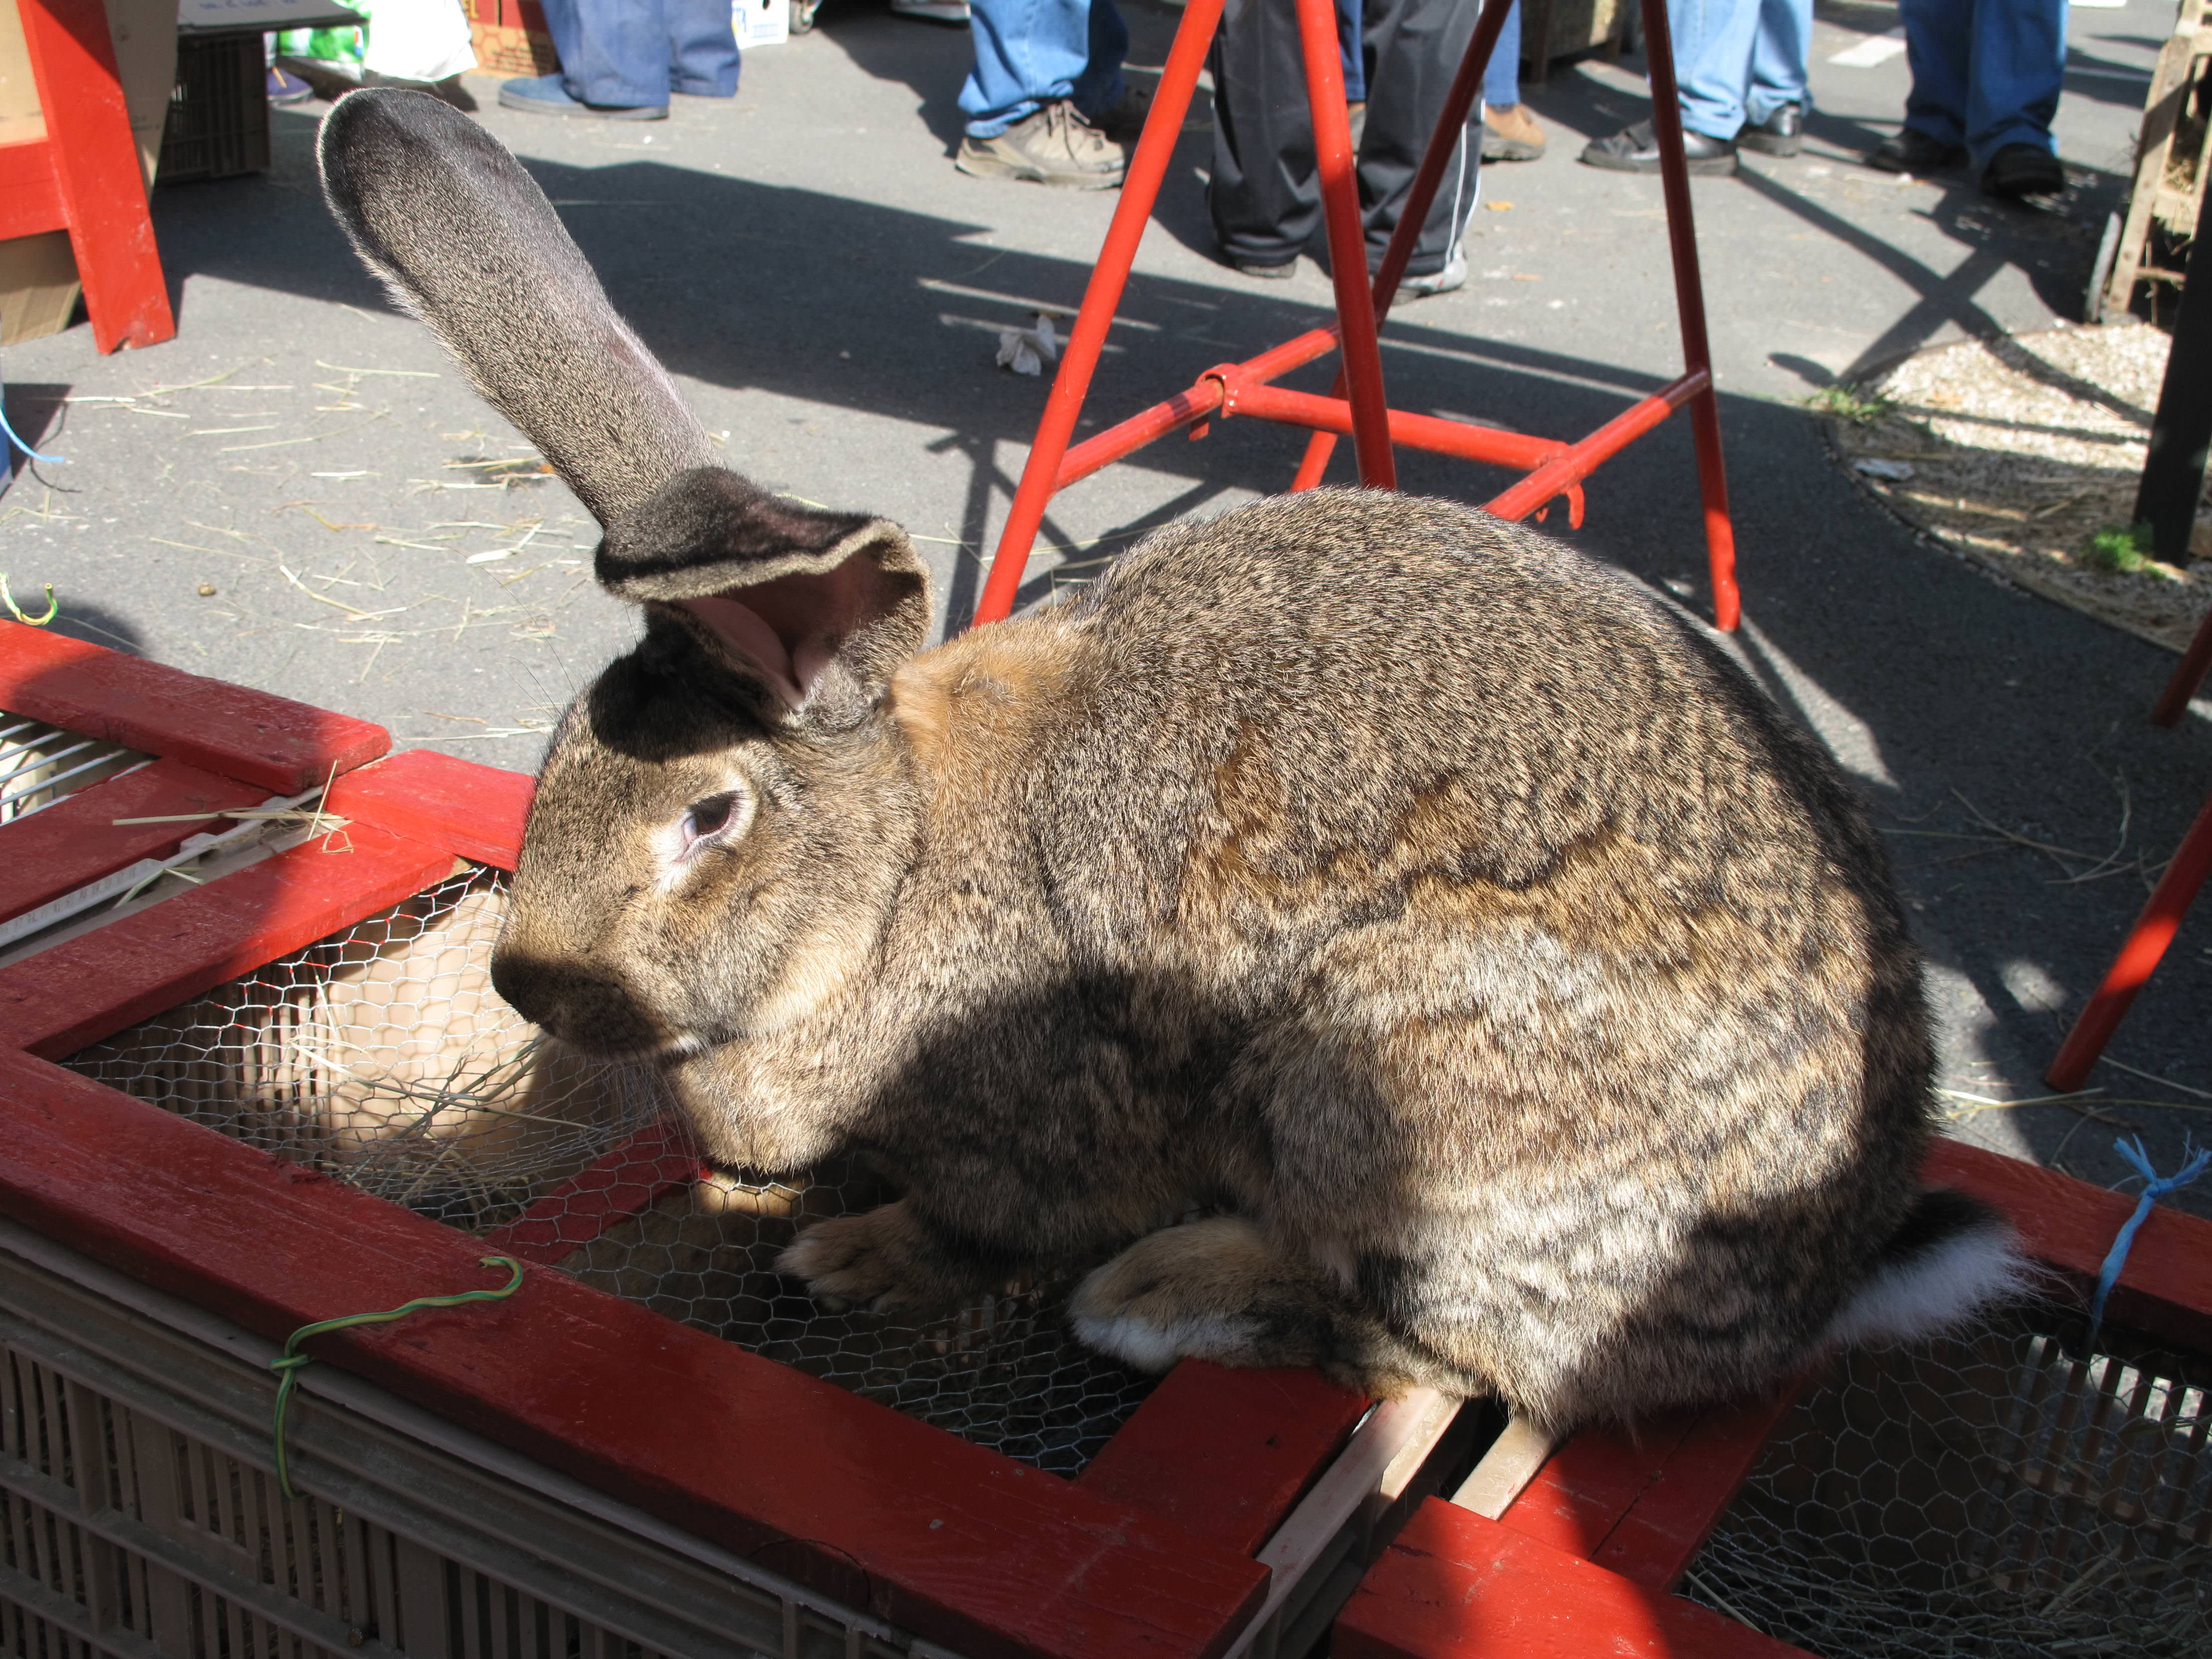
xmin=277 ymin=0 xmax=369 ymax=66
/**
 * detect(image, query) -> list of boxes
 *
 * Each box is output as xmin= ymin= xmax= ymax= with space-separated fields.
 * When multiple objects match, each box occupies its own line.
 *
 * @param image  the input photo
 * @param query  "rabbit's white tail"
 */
xmin=1823 ymin=1188 xmax=2037 ymax=1347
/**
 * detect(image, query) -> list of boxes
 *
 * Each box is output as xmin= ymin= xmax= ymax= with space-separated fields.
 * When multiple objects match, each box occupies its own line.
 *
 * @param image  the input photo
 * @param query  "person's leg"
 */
xmin=1897 ymin=0 xmax=1971 ymax=148
xmin=1483 ymin=0 xmax=1520 ymax=107
xmin=1744 ymin=0 xmax=1809 ymax=124
xmin=961 ymin=0 xmax=1095 ymax=133
xmin=1961 ymin=0 xmax=2063 ymax=169
xmin=1340 ymin=0 xmax=1365 ymax=103
xmin=531 ymin=0 xmax=669 ymax=105
xmin=1669 ymin=0 xmax=1760 ymax=140
xmin=1206 ymin=0 xmax=1321 ymax=270
xmin=1358 ymin=0 xmax=1484 ymax=281
xmin=667 ymin=0 xmax=739 ymax=97
xmin=1070 ymin=0 xmax=1127 ymax=121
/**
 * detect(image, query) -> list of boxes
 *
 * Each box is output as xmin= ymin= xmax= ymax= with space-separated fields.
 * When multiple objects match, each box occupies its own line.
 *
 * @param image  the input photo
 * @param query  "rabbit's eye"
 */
xmin=684 ymin=793 xmax=739 ymax=844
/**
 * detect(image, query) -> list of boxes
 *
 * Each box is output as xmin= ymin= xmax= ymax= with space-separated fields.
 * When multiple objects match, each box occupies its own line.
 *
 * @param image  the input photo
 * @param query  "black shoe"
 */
xmin=1579 ymin=120 xmax=1738 ymax=176
xmin=1739 ymin=102 xmax=1802 ymax=156
xmin=1867 ymin=128 xmax=1965 ymax=174
xmin=1228 ymin=255 xmax=1298 ymax=280
xmin=1982 ymin=141 xmax=2064 ymax=199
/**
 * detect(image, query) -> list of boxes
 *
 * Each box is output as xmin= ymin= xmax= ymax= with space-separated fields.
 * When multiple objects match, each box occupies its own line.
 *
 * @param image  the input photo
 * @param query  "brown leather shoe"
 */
xmin=1481 ymin=103 xmax=1545 ymax=162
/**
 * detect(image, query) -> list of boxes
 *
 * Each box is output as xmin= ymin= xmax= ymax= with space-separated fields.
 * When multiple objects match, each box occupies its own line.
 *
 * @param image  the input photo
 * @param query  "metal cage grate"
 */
xmin=58 ymin=870 xmax=1158 ymax=1476
xmin=1679 ymin=1316 xmax=2212 ymax=1658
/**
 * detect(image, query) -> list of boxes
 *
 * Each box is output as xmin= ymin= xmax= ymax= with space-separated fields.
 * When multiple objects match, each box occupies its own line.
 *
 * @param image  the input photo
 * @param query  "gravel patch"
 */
xmin=1826 ymin=322 xmax=2211 ymax=654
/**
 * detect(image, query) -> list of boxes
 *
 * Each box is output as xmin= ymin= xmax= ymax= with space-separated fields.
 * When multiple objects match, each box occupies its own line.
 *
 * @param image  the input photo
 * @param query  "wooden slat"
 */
xmin=1926 ymin=1136 xmax=2212 ymax=1353
xmin=0 ymin=140 xmax=65 ymax=239
xmin=324 ymin=749 xmax=534 ymax=871
xmin=1334 ymin=1498 xmax=1813 ymax=1659
xmin=0 ymin=759 xmax=270 ymax=926
xmin=1078 ymin=1361 xmax=1366 ymax=1556
xmin=480 ymin=1117 xmax=710 ymax=1266
xmin=0 ymin=1048 xmax=1270 ymax=1659
xmin=0 ymin=821 xmax=459 ymax=1057
xmin=0 ymin=625 xmax=389 ymax=795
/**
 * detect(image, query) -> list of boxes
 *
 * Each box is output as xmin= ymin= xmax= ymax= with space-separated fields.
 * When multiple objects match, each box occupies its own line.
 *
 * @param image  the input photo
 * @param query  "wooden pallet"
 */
xmin=2094 ymin=0 xmax=2210 ymax=321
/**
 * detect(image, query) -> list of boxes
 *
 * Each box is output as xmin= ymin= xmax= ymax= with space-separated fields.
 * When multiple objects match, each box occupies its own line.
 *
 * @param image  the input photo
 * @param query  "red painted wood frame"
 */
xmin=1331 ymin=1133 xmax=2212 ymax=1656
xmin=0 ymin=0 xmax=174 ymax=353
xmin=971 ymin=0 xmax=1740 ymax=634
xmin=0 ymin=627 xmax=1377 ymax=1659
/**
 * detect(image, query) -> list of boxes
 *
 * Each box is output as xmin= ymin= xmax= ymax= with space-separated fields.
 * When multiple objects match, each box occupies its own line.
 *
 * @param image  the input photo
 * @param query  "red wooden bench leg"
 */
xmin=20 ymin=0 xmax=175 ymax=352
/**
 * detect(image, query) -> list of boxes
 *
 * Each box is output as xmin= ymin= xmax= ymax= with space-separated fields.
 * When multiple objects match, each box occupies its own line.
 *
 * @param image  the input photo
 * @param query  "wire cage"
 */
xmin=60 ymin=866 xmax=1159 ymax=1476
xmin=1679 ymin=1317 xmax=2212 ymax=1658
xmin=0 ymin=624 xmax=1478 ymax=1659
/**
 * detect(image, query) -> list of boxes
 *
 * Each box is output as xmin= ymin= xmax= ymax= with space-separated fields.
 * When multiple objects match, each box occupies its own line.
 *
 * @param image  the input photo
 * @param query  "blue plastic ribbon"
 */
xmin=0 ymin=356 xmax=63 ymax=464
xmin=2087 ymin=1135 xmax=2210 ymax=1344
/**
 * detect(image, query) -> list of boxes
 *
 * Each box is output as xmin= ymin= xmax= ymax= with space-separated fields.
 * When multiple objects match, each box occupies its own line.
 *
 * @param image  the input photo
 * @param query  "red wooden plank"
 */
xmin=17 ymin=0 xmax=172 ymax=351
xmin=0 ymin=821 xmax=459 ymax=1057
xmin=1077 ymin=1360 xmax=1366 ymax=1555
xmin=0 ymin=759 xmax=271 ymax=926
xmin=1582 ymin=1384 xmax=1806 ymax=1593
xmin=1492 ymin=1410 xmax=1700 ymax=1560
xmin=482 ymin=1116 xmax=710 ymax=1266
xmin=1926 ymin=1136 xmax=2212 ymax=1353
xmin=0 ymin=625 xmax=390 ymax=795
xmin=1335 ymin=1498 xmax=1812 ymax=1659
xmin=0 ymin=140 xmax=66 ymax=239
xmin=0 ymin=1049 xmax=1270 ymax=1659
xmin=326 ymin=748 xmax=534 ymax=871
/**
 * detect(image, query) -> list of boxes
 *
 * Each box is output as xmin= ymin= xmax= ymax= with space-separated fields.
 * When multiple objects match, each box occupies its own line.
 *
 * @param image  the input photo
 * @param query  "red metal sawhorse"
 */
xmin=1 ymin=0 xmax=174 ymax=353
xmin=972 ymin=0 xmax=1739 ymax=632
xmin=2043 ymin=606 xmax=2212 ymax=1092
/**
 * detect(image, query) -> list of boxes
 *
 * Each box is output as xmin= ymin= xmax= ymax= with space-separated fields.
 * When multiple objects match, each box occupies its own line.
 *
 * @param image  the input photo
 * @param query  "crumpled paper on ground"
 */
xmin=997 ymin=314 xmax=1061 ymax=377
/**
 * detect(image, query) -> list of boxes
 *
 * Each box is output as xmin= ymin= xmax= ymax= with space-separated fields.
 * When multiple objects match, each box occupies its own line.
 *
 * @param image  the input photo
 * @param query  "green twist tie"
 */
xmin=269 ymin=1255 xmax=524 ymax=1500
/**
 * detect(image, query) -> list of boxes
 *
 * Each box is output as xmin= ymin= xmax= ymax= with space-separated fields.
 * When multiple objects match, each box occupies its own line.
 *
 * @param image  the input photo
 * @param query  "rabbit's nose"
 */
xmin=490 ymin=946 xmax=665 ymax=1056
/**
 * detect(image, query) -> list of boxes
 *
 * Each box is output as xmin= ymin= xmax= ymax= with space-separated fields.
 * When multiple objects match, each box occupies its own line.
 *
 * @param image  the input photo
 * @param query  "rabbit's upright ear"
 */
xmin=599 ymin=468 xmax=929 ymax=725
xmin=317 ymin=90 xmax=713 ymax=524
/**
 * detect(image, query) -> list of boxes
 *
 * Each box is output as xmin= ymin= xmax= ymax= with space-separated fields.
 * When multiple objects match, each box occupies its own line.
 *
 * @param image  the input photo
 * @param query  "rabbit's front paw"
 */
xmin=777 ymin=1200 xmax=993 ymax=1316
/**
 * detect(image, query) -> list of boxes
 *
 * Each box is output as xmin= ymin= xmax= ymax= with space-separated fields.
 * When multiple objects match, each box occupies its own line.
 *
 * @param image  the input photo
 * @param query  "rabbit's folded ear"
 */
xmin=317 ymin=89 xmax=714 ymax=525
xmin=600 ymin=466 xmax=929 ymax=723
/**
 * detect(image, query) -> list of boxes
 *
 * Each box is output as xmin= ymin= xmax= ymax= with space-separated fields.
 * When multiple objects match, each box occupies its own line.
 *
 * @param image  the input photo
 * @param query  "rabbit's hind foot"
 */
xmin=777 ymin=1199 xmax=1012 ymax=1317
xmin=1069 ymin=1216 xmax=1430 ymax=1397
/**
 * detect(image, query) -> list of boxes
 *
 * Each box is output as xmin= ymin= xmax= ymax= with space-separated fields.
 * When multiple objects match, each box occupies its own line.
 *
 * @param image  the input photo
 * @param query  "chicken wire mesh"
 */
xmin=60 ymin=866 xmax=1157 ymax=1475
xmin=1679 ymin=1315 xmax=2212 ymax=1658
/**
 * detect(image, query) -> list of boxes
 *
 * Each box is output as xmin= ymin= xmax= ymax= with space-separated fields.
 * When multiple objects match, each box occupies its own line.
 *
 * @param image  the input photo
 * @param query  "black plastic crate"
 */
xmin=159 ymin=32 xmax=271 ymax=183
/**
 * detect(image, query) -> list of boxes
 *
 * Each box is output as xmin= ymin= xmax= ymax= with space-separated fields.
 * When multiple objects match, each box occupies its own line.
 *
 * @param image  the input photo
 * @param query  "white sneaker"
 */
xmin=891 ymin=0 xmax=970 ymax=21
xmin=1398 ymin=248 xmax=1467 ymax=300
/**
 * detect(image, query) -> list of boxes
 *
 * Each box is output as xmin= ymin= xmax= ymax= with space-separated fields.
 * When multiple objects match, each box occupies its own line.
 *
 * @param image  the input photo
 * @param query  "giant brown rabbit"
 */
xmin=319 ymin=89 xmax=2026 ymax=1432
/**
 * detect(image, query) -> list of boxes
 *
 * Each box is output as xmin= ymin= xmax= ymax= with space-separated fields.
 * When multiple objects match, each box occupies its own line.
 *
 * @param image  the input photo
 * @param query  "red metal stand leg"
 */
xmin=1296 ymin=0 xmax=1395 ymax=488
xmin=972 ymin=0 xmax=1225 ymax=626
xmin=1289 ymin=0 xmax=1513 ymax=492
xmin=20 ymin=0 xmax=174 ymax=353
xmin=2152 ymin=606 xmax=2212 ymax=726
xmin=2046 ymin=791 xmax=2212 ymax=1091
xmin=1636 ymin=0 xmax=1737 ymax=630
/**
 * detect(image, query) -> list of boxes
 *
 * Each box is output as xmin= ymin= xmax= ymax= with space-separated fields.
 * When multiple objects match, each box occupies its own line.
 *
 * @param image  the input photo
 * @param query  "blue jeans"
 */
xmin=1669 ymin=0 xmax=1809 ymax=141
xmin=962 ymin=0 xmax=1127 ymax=136
xmin=1899 ymin=0 xmax=2064 ymax=169
xmin=1345 ymin=0 xmax=1518 ymax=106
xmin=1483 ymin=0 xmax=1521 ymax=109
xmin=537 ymin=0 xmax=739 ymax=106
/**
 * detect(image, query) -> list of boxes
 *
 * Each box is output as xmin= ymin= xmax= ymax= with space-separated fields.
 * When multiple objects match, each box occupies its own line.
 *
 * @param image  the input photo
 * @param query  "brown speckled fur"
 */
xmin=324 ymin=91 xmax=1941 ymax=1432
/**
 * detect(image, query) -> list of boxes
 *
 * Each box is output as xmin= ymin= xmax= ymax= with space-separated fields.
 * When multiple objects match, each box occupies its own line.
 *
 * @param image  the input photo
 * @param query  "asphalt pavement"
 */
xmin=3 ymin=0 xmax=2207 ymax=1208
